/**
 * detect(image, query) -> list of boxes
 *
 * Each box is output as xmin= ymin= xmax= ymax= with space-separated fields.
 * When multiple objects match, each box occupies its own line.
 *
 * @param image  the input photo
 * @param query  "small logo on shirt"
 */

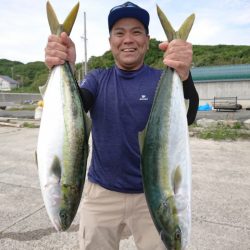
xmin=139 ymin=95 xmax=148 ymax=101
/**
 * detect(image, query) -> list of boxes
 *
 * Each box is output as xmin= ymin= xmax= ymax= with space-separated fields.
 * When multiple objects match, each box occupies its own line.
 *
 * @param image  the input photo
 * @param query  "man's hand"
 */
xmin=159 ymin=39 xmax=193 ymax=81
xmin=45 ymin=32 xmax=76 ymax=71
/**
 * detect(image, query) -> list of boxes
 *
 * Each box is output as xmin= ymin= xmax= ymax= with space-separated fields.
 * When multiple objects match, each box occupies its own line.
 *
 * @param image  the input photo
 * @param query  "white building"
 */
xmin=0 ymin=75 xmax=19 ymax=91
xmin=191 ymin=64 xmax=250 ymax=107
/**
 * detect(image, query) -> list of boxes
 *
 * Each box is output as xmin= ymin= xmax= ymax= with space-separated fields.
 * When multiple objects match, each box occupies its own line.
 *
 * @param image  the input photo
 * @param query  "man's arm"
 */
xmin=183 ymin=72 xmax=199 ymax=125
xmin=159 ymin=40 xmax=199 ymax=125
xmin=80 ymin=88 xmax=94 ymax=113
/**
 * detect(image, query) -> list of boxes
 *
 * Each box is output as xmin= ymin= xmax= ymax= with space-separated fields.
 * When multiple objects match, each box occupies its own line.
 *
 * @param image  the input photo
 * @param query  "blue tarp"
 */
xmin=198 ymin=103 xmax=212 ymax=111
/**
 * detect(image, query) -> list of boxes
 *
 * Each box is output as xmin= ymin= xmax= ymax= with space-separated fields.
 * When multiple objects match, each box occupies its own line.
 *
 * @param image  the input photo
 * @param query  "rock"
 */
xmin=196 ymin=118 xmax=218 ymax=128
xmin=243 ymin=119 xmax=250 ymax=129
xmin=217 ymin=120 xmax=240 ymax=128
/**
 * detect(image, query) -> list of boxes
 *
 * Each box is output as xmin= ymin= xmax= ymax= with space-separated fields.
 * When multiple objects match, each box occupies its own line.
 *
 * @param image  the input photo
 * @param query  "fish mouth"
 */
xmin=52 ymin=217 xmax=62 ymax=232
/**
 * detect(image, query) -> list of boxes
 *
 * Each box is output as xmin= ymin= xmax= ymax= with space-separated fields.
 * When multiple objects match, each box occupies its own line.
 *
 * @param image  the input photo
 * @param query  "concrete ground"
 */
xmin=1 ymin=108 xmax=250 ymax=121
xmin=196 ymin=110 xmax=250 ymax=122
xmin=0 ymin=126 xmax=250 ymax=250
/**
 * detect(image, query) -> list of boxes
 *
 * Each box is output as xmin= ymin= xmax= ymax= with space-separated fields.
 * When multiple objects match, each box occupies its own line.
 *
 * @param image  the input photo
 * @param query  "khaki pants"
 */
xmin=79 ymin=180 xmax=166 ymax=250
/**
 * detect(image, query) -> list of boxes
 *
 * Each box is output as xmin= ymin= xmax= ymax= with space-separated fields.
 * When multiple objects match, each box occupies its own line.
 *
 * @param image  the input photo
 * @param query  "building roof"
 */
xmin=0 ymin=75 xmax=19 ymax=85
xmin=191 ymin=64 xmax=250 ymax=82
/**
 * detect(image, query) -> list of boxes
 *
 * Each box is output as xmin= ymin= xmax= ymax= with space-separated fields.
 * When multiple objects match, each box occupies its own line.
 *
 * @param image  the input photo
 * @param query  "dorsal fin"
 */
xmin=156 ymin=4 xmax=195 ymax=41
xmin=46 ymin=1 xmax=80 ymax=36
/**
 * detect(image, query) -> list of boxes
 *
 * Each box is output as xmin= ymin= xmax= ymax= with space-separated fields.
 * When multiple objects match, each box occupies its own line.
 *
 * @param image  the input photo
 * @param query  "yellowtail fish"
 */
xmin=36 ymin=1 xmax=91 ymax=231
xmin=139 ymin=5 xmax=195 ymax=249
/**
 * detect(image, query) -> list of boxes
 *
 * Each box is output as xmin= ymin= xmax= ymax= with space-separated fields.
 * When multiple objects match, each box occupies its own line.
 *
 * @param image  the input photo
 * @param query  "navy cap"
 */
xmin=108 ymin=2 xmax=150 ymax=34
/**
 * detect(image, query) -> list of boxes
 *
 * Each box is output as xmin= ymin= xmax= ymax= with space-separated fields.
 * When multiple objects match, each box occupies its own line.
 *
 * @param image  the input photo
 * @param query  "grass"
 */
xmin=190 ymin=123 xmax=250 ymax=141
xmin=8 ymin=105 xmax=36 ymax=111
xmin=22 ymin=122 xmax=39 ymax=128
xmin=198 ymin=126 xmax=239 ymax=140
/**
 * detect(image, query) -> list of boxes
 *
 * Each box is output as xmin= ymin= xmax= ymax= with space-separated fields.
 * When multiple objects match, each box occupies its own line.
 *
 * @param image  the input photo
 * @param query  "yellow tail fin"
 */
xmin=46 ymin=1 xmax=80 ymax=36
xmin=156 ymin=4 xmax=195 ymax=41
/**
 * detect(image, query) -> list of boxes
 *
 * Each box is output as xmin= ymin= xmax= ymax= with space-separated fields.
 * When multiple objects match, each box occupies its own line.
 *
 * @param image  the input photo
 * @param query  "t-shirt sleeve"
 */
xmin=79 ymin=70 xmax=99 ymax=112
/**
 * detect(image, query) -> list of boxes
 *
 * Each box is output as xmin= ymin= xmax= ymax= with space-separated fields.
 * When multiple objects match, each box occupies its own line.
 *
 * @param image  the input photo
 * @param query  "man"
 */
xmin=45 ymin=2 xmax=199 ymax=249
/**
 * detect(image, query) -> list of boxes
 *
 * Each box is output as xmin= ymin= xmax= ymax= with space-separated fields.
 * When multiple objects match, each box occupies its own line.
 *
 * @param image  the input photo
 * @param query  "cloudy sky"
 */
xmin=0 ymin=0 xmax=249 ymax=64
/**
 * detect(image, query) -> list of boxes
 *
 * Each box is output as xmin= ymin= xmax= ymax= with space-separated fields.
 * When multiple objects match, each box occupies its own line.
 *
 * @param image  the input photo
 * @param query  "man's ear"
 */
xmin=109 ymin=36 xmax=111 ymax=48
xmin=147 ymin=35 xmax=150 ymax=50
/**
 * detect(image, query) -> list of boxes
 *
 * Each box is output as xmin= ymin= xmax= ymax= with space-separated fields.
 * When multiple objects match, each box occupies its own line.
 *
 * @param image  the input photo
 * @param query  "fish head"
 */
xmin=59 ymin=207 xmax=72 ymax=231
xmin=44 ymin=184 xmax=75 ymax=231
xmin=58 ymin=184 xmax=82 ymax=231
xmin=42 ymin=183 xmax=62 ymax=231
xmin=160 ymin=226 xmax=182 ymax=250
xmin=157 ymin=196 xmax=182 ymax=249
xmin=43 ymin=182 xmax=78 ymax=231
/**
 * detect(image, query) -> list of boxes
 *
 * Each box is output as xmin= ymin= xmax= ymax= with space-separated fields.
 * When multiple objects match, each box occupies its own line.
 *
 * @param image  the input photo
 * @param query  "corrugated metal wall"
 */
xmin=191 ymin=64 xmax=250 ymax=82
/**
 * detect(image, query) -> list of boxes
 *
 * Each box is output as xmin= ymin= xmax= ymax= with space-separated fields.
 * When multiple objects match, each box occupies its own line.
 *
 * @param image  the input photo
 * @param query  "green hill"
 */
xmin=1 ymin=39 xmax=250 ymax=93
xmin=0 ymin=59 xmax=48 ymax=92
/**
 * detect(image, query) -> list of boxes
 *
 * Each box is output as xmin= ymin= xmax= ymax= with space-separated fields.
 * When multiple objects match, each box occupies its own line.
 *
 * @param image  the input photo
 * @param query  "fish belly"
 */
xmin=168 ymin=72 xmax=191 ymax=246
xmin=37 ymin=67 xmax=65 ymax=229
xmin=141 ymin=70 xmax=191 ymax=249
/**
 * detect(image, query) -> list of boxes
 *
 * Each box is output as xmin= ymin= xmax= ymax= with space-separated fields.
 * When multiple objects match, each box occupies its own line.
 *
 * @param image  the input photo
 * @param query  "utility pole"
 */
xmin=11 ymin=67 xmax=14 ymax=79
xmin=81 ymin=11 xmax=87 ymax=79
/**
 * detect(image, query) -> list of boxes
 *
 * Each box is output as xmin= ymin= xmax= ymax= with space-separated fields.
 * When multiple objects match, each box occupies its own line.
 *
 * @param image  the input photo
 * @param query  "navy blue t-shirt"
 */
xmin=80 ymin=64 xmax=162 ymax=193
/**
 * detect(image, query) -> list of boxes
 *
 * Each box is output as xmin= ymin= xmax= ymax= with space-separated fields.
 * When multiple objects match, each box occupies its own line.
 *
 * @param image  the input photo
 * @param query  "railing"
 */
xmin=213 ymin=97 xmax=242 ymax=111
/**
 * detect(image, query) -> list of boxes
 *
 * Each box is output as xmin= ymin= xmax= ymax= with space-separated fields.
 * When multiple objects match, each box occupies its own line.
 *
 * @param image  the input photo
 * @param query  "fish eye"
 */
xmin=60 ymin=210 xmax=67 ymax=220
xmin=175 ymin=229 xmax=181 ymax=240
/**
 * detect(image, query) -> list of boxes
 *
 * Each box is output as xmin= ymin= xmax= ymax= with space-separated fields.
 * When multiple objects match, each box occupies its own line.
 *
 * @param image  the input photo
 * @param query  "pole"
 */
xmin=81 ymin=11 xmax=87 ymax=79
xmin=11 ymin=67 xmax=14 ymax=79
xmin=84 ymin=12 xmax=87 ymax=77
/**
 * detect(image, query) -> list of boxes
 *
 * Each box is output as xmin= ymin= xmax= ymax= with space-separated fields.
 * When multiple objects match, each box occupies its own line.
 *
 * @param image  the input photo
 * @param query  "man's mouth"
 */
xmin=122 ymin=48 xmax=136 ymax=52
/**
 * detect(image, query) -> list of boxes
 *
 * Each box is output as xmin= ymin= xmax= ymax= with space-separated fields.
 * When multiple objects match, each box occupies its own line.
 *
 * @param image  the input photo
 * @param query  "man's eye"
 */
xmin=133 ymin=30 xmax=143 ymax=35
xmin=115 ymin=32 xmax=124 ymax=36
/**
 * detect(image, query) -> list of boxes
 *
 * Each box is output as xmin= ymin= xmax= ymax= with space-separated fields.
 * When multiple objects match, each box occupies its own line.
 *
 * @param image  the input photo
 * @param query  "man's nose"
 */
xmin=123 ymin=32 xmax=134 ymax=42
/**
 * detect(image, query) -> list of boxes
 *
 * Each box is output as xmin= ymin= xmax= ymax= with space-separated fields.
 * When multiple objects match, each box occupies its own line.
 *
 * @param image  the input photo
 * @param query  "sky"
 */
xmin=0 ymin=0 xmax=250 ymax=64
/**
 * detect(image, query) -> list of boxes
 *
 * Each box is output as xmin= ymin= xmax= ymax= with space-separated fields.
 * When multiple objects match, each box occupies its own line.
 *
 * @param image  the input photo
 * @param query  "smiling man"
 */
xmin=44 ymin=1 xmax=199 ymax=249
xmin=109 ymin=17 xmax=150 ymax=70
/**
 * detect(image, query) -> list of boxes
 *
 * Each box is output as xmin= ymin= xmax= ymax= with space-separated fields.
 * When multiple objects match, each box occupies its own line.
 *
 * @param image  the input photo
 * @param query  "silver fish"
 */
xmin=139 ymin=5 xmax=195 ymax=250
xmin=36 ymin=1 xmax=91 ymax=231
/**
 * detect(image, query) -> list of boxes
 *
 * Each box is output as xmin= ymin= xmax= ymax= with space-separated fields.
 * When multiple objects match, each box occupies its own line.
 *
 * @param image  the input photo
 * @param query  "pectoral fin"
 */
xmin=51 ymin=156 xmax=62 ymax=182
xmin=173 ymin=166 xmax=182 ymax=194
xmin=39 ymin=82 xmax=48 ymax=98
xmin=138 ymin=128 xmax=147 ymax=154
xmin=84 ymin=114 xmax=92 ymax=140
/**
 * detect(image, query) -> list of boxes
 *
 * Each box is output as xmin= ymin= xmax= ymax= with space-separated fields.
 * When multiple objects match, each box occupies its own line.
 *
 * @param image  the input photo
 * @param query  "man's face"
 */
xmin=109 ymin=18 xmax=150 ymax=71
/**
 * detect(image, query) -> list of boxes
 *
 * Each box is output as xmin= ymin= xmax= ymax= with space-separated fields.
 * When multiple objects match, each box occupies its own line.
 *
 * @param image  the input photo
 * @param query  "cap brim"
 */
xmin=108 ymin=7 xmax=149 ymax=32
